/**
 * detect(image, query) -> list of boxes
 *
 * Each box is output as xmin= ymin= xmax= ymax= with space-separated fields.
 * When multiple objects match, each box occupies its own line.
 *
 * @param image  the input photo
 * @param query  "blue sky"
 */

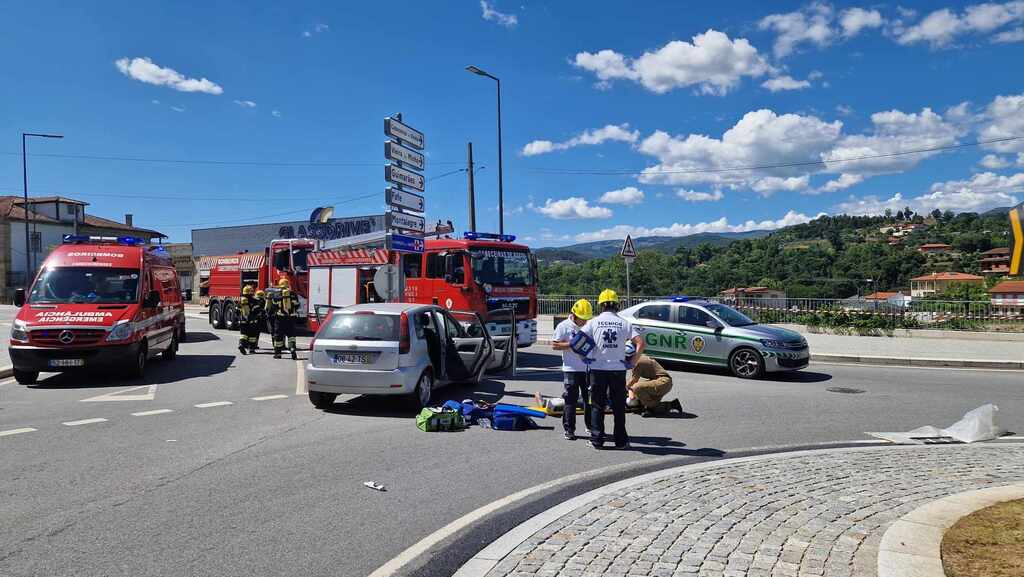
xmin=3 ymin=1 xmax=1024 ymax=247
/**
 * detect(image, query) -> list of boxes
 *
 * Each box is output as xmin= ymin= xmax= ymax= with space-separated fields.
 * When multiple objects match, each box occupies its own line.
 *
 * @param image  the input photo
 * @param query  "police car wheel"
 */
xmin=729 ymin=347 xmax=764 ymax=379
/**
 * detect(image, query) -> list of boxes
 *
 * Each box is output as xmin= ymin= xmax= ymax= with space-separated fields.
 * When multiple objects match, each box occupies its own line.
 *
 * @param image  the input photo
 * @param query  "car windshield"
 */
xmin=470 ymin=249 xmax=532 ymax=286
xmin=705 ymin=303 xmax=756 ymax=327
xmin=28 ymin=267 xmax=141 ymax=305
xmin=319 ymin=313 xmax=399 ymax=341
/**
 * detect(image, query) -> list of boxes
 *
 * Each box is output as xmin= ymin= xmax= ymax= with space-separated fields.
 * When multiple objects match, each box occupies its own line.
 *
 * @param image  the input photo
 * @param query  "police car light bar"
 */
xmin=62 ymin=234 xmax=147 ymax=246
xmin=463 ymin=232 xmax=517 ymax=242
xmin=671 ymin=296 xmax=690 ymax=302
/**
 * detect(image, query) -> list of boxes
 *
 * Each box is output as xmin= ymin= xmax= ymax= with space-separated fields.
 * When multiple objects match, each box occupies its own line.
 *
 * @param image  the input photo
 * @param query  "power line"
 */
xmin=526 ymin=135 xmax=1024 ymax=176
xmin=0 ymin=150 xmax=463 ymax=167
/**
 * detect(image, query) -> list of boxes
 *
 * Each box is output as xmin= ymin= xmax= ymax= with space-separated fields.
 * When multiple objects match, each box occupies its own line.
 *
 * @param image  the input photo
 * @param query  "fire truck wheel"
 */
xmin=128 ymin=342 xmax=148 ymax=378
xmin=162 ymin=332 xmax=178 ymax=361
xmin=308 ymin=391 xmax=337 ymax=410
xmin=13 ymin=369 xmax=38 ymax=385
xmin=224 ymin=302 xmax=238 ymax=331
xmin=211 ymin=302 xmax=225 ymax=329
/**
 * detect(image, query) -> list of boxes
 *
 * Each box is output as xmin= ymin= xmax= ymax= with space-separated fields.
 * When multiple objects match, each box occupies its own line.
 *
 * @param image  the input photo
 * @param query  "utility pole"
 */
xmin=467 ymin=142 xmax=477 ymax=232
xmin=22 ymin=132 xmax=63 ymax=289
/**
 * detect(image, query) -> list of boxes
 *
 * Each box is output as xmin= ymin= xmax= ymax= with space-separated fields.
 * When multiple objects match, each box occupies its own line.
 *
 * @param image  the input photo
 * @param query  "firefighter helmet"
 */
xmin=277 ymin=277 xmax=290 ymax=288
xmin=242 ymin=285 xmax=254 ymax=295
xmin=571 ymin=299 xmax=593 ymax=321
xmin=255 ymin=290 xmax=265 ymax=298
xmin=597 ymin=289 xmax=619 ymax=305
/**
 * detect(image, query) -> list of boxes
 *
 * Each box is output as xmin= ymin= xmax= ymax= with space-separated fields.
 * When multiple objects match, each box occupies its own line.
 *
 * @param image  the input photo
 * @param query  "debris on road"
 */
xmin=868 ymin=404 xmax=1006 ymax=444
xmin=363 ymin=481 xmax=386 ymax=492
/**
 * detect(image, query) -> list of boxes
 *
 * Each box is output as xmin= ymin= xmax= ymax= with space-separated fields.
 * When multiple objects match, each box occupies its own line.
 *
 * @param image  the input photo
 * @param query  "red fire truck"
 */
xmin=204 ymin=238 xmax=316 ymax=330
xmin=306 ymin=232 xmax=539 ymax=347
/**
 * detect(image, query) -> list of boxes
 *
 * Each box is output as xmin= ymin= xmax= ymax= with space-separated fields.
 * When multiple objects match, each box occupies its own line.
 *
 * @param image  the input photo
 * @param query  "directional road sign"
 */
xmin=385 ymin=164 xmax=425 ymax=192
xmin=389 ymin=233 xmax=424 ymax=253
xmin=388 ymin=210 xmax=426 ymax=233
xmin=386 ymin=187 xmax=425 ymax=212
xmin=620 ymin=234 xmax=637 ymax=259
xmin=384 ymin=117 xmax=424 ymax=150
xmin=385 ymin=141 xmax=425 ymax=171
xmin=1010 ymin=202 xmax=1023 ymax=276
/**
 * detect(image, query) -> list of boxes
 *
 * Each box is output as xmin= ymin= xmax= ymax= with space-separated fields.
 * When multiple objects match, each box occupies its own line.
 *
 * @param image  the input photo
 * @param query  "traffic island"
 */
xmin=453 ymin=444 xmax=1024 ymax=577
xmin=942 ymin=499 xmax=1024 ymax=577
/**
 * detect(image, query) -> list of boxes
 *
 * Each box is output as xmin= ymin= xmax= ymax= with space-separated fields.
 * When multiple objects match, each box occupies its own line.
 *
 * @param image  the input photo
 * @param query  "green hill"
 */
xmin=534 ymin=230 xmax=769 ymax=263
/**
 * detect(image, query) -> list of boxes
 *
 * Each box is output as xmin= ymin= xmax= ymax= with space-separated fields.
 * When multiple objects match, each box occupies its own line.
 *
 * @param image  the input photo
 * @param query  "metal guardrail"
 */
xmin=538 ymin=294 xmax=1024 ymax=332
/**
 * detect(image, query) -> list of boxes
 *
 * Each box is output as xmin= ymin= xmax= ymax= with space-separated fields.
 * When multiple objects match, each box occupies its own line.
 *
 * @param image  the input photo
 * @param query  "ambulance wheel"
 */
xmin=211 ymin=302 xmax=225 ymax=329
xmin=224 ymin=302 xmax=238 ymax=331
xmin=162 ymin=332 xmax=178 ymax=361
xmin=729 ymin=347 xmax=764 ymax=379
xmin=13 ymin=369 xmax=38 ymax=385
xmin=309 ymin=391 xmax=337 ymax=410
xmin=128 ymin=342 xmax=148 ymax=378
xmin=409 ymin=371 xmax=433 ymax=409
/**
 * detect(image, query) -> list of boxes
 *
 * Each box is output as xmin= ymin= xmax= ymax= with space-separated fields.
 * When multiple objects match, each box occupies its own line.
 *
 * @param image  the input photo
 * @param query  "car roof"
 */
xmin=338 ymin=302 xmax=434 ymax=314
xmin=638 ymin=299 xmax=715 ymax=307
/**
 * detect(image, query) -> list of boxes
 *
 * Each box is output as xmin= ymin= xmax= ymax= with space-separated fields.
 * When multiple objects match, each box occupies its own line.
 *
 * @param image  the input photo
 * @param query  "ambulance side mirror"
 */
xmin=144 ymin=290 xmax=160 ymax=308
xmin=13 ymin=288 xmax=25 ymax=307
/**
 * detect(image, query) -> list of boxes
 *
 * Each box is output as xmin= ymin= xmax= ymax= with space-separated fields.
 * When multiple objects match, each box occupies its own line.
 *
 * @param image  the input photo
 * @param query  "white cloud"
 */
xmin=759 ymin=3 xmax=836 ymax=58
xmin=521 ymin=124 xmax=639 ymax=156
xmin=150 ymin=99 xmax=160 ymax=105
xmin=480 ymin=0 xmax=517 ymax=27
xmin=993 ymin=26 xmax=1024 ymax=41
xmin=233 ymin=99 xmax=257 ymax=108
xmin=836 ymin=104 xmax=854 ymax=116
xmin=303 ymin=23 xmax=329 ymax=37
xmin=819 ymin=173 xmax=864 ymax=193
xmin=979 ymin=93 xmax=1024 ymax=153
xmin=533 ymin=197 xmax=613 ymax=220
xmin=115 ymin=57 xmax=223 ymax=95
xmin=573 ymin=210 xmax=820 ymax=242
xmin=834 ymin=171 xmax=1023 ymax=215
xmin=822 ymin=107 xmax=962 ymax=175
xmin=1019 ymin=152 xmax=1024 ymax=166
xmin=676 ymin=189 xmax=724 ymax=202
xmin=980 ymin=154 xmax=1011 ymax=169
xmin=271 ymin=109 xmax=282 ymax=117
xmin=598 ymin=187 xmax=645 ymax=205
xmin=840 ymin=7 xmax=885 ymax=37
xmin=761 ymin=75 xmax=811 ymax=92
xmin=751 ymin=175 xmax=810 ymax=196
xmin=170 ymin=105 xmax=186 ymax=113
xmin=573 ymin=29 xmax=770 ymax=95
xmin=897 ymin=2 xmax=1024 ymax=46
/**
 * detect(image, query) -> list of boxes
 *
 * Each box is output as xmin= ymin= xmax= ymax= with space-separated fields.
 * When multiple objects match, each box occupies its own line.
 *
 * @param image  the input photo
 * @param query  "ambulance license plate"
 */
xmin=49 ymin=358 xmax=84 ymax=367
xmin=330 ymin=352 xmax=371 ymax=365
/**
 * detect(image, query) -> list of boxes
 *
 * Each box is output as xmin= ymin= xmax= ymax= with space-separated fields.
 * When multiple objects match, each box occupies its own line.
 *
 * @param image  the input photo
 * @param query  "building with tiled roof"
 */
xmin=909 ymin=272 xmax=985 ymax=297
xmin=989 ymin=280 xmax=1024 ymax=316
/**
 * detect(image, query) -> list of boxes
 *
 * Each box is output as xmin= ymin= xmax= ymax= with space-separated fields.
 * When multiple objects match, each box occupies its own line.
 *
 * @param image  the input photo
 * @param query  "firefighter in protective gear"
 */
xmin=237 ymin=285 xmax=256 ymax=355
xmin=266 ymin=277 xmax=300 ymax=359
xmin=250 ymin=289 xmax=267 ymax=352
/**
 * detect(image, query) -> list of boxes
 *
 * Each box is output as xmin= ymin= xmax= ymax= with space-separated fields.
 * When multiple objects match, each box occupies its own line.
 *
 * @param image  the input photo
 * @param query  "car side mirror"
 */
xmin=13 ymin=288 xmax=25 ymax=307
xmin=144 ymin=290 xmax=160 ymax=308
xmin=706 ymin=319 xmax=722 ymax=331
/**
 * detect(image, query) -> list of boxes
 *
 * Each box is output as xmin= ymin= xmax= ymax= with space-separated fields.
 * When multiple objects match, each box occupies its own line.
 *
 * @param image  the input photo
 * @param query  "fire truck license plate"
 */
xmin=330 ymin=352 xmax=371 ymax=365
xmin=49 ymin=359 xmax=85 ymax=367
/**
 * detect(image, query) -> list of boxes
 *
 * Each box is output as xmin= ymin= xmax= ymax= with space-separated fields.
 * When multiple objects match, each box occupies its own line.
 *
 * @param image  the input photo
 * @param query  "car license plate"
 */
xmin=330 ymin=352 xmax=371 ymax=365
xmin=48 ymin=358 xmax=84 ymax=368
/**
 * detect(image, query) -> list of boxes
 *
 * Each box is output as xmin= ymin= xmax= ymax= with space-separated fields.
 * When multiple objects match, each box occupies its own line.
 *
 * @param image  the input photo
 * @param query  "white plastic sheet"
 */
xmin=868 ymin=404 xmax=1005 ymax=444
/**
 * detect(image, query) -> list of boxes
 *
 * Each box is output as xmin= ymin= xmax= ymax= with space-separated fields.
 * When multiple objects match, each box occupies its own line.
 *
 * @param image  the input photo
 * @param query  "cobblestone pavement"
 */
xmin=483 ymin=445 xmax=1024 ymax=577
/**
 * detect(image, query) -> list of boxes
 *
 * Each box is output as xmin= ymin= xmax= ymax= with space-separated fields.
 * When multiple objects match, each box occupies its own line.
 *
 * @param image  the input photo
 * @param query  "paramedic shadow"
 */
xmin=28 ymin=354 xmax=235 ymax=389
xmin=625 ymin=437 xmax=726 ymax=458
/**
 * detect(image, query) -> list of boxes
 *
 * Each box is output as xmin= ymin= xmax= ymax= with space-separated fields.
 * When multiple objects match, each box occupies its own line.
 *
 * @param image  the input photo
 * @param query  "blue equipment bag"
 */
xmin=569 ymin=331 xmax=596 ymax=361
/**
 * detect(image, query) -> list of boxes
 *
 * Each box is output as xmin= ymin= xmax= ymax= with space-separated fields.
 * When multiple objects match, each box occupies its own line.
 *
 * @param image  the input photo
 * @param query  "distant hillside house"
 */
xmin=0 ymin=195 xmax=165 ymax=298
xmin=978 ymin=246 xmax=1011 ymax=276
xmin=864 ymin=291 xmax=911 ymax=308
xmin=917 ymin=243 xmax=953 ymax=255
xmin=718 ymin=286 xmax=786 ymax=307
xmin=909 ymin=272 xmax=985 ymax=297
xmin=988 ymin=280 xmax=1024 ymax=316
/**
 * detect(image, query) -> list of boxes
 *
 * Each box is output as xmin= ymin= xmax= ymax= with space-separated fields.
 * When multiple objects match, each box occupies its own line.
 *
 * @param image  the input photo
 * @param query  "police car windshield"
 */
xmin=704 ymin=303 xmax=756 ymax=327
xmin=470 ymin=249 xmax=533 ymax=286
xmin=28 ymin=267 xmax=141 ymax=305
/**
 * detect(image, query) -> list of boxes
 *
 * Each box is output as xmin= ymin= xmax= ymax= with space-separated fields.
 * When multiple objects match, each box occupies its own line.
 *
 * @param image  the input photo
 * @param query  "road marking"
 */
xmin=252 ymin=394 xmax=289 ymax=401
xmin=295 ymin=359 xmax=307 ymax=395
xmin=131 ymin=409 xmax=174 ymax=417
xmin=81 ymin=384 xmax=158 ymax=402
xmin=0 ymin=378 xmax=16 ymax=387
xmin=0 ymin=427 xmax=37 ymax=437
xmin=62 ymin=418 xmax=108 ymax=426
xmin=194 ymin=401 xmax=233 ymax=408
xmin=1002 ymin=436 xmax=1024 ymax=440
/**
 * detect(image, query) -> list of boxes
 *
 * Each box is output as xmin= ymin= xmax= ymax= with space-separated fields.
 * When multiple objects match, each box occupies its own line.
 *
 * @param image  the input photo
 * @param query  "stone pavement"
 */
xmin=475 ymin=444 xmax=1024 ymax=577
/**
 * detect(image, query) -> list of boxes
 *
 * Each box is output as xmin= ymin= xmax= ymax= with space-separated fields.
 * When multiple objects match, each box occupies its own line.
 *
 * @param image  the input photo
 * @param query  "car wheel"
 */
xmin=412 ymin=371 xmax=433 ymax=409
xmin=178 ymin=320 xmax=187 ymax=343
xmin=729 ymin=347 xmax=765 ymax=379
xmin=309 ymin=391 xmax=337 ymax=410
xmin=224 ymin=303 xmax=238 ymax=331
xmin=211 ymin=302 xmax=225 ymax=329
xmin=162 ymin=332 xmax=178 ymax=361
xmin=13 ymin=369 xmax=38 ymax=385
xmin=127 ymin=342 xmax=148 ymax=378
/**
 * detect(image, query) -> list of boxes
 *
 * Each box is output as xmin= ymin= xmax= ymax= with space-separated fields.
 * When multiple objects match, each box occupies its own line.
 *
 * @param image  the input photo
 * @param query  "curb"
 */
xmin=877 ymin=482 xmax=1024 ymax=577
xmin=449 ymin=443 xmax=1024 ymax=577
xmin=0 ymin=364 xmax=12 ymax=379
xmin=811 ymin=353 xmax=1024 ymax=370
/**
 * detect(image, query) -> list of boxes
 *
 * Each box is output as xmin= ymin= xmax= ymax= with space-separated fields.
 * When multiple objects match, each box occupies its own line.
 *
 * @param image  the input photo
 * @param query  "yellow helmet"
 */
xmin=255 ymin=290 xmax=265 ymax=298
xmin=597 ymin=289 xmax=619 ymax=305
xmin=571 ymin=299 xmax=593 ymax=321
xmin=242 ymin=285 xmax=254 ymax=295
xmin=277 ymin=277 xmax=290 ymax=288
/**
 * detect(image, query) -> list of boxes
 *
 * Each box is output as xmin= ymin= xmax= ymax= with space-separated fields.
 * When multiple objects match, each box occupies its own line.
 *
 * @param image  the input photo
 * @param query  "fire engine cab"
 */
xmin=9 ymin=235 xmax=186 ymax=384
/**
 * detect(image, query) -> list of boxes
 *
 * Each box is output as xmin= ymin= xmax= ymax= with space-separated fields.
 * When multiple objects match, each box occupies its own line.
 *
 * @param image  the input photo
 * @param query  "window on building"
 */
xmin=402 ymin=253 xmax=421 ymax=278
xmin=65 ymin=203 xmax=76 ymax=216
xmin=425 ymin=253 xmax=445 ymax=278
xmin=30 ymin=231 xmax=42 ymax=253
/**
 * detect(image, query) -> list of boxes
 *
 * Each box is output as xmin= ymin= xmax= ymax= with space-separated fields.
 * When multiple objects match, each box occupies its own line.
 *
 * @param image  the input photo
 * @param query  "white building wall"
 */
xmin=8 ymin=221 xmax=75 ymax=277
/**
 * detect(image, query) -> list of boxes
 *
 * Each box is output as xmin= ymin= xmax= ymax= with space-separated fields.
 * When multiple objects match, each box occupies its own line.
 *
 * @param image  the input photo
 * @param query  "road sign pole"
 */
xmin=625 ymin=258 xmax=632 ymax=306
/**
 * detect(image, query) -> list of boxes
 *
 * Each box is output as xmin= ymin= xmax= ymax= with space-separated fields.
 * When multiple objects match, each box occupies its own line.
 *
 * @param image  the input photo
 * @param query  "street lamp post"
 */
xmin=22 ymin=132 xmax=63 ymax=288
xmin=465 ymin=65 xmax=504 ymax=236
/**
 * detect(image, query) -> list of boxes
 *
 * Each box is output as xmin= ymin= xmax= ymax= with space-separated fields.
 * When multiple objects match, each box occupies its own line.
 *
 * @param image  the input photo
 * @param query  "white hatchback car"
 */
xmin=305 ymin=303 xmax=503 ymax=410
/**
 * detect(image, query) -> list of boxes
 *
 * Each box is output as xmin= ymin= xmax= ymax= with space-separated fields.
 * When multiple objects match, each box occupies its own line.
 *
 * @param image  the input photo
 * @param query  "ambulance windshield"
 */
xmin=470 ymin=249 xmax=533 ymax=287
xmin=28 ymin=267 xmax=141 ymax=305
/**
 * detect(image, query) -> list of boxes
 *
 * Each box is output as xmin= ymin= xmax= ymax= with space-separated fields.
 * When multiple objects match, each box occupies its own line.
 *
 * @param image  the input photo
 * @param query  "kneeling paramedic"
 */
xmin=267 ymin=278 xmax=300 ymax=359
xmin=582 ymin=289 xmax=643 ymax=450
xmin=627 ymin=354 xmax=682 ymax=417
xmin=551 ymin=299 xmax=594 ymax=441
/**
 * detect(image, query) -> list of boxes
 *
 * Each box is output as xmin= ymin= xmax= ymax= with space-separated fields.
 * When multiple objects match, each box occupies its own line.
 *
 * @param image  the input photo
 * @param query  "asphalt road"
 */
xmin=2 ymin=315 xmax=1023 ymax=577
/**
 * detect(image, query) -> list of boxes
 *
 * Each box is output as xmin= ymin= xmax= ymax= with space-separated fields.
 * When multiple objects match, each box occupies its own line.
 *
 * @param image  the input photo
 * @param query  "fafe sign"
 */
xmin=386 ymin=187 xmax=425 ymax=212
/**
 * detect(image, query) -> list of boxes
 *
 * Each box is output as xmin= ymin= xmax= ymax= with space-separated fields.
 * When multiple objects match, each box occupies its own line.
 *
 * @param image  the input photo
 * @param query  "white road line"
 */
xmin=131 ymin=409 xmax=174 ymax=417
xmin=62 ymin=418 xmax=108 ymax=426
xmin=194 ymin=401 xmax=233 ymax=408
xmin=1002 ymin=436 xmax=1024 ymax=440
xmin=295 ymin=359 xmax=307 ymax=396
xmin=252 ymin=394 xmax=289 ymax=401
xmin=0 ymin=378 xmax=16 ymax=387
xmin=0 ymin=427 xmax=37 ymax=437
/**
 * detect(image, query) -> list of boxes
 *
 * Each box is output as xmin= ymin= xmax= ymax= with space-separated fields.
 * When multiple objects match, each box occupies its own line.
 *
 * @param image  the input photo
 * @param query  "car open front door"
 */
xmin=445 ymin=310 xmax=494 ymax=382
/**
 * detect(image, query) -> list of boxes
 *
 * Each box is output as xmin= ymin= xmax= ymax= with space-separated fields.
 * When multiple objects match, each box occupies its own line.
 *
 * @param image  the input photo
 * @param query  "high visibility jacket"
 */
xmin=267 ymin=289 xmax=300 ymax=318
xmin=238 ymin=295 xmax=254 ymax=323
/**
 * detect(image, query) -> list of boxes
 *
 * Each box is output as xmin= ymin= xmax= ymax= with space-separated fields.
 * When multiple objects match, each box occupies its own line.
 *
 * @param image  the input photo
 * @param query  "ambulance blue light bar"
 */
xmin=463 ymin=232 xmax=517 ymax=242
xmin=62 ymin=234 xmax=147 ymax=246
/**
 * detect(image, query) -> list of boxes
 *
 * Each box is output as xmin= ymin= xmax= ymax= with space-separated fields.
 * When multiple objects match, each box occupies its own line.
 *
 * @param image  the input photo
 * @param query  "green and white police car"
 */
xmin=620 ymin=297 xmax=809 ymax=379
